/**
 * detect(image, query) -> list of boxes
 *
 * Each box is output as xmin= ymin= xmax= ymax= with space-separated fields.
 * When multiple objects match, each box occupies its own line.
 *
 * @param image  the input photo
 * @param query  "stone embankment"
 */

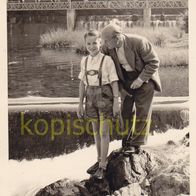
xmin=8 ymin=97 xmax=189 ymax=160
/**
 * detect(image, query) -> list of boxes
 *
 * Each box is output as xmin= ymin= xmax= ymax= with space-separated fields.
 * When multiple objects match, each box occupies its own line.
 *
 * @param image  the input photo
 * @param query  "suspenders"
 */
xmin=84 ymin=55 xmax=106 ymax=87
xmin=84 ymin=57 xmax=89 ymax=86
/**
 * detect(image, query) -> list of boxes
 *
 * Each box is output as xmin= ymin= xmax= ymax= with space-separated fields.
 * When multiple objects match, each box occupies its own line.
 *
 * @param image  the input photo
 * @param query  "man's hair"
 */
xmin=84 ymin=29 xmax=101 ymax=40
xmin=101 ymin=24 xmax=122 ymax=41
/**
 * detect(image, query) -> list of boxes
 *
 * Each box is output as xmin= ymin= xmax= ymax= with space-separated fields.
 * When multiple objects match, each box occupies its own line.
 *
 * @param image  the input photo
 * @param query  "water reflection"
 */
xmin=8 ymin=21 xmax=84 ymax=98
xmin=8 ymin=47 xmax=82 ymax=98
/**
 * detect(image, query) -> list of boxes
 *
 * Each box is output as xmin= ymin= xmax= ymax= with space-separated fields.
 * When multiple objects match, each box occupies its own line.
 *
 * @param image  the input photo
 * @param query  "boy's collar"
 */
xmin=89 ymin=51 xmax=100 ymax=58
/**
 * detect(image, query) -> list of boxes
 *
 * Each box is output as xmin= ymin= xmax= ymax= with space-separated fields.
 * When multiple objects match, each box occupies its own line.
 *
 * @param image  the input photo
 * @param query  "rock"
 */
xmin=180 ymin=132 xmax=189 ymax=146
xmin=140 ymin=178 xmax=150 ymax=188
xmin=180 ymin=109 xmax=189 ymax=125
xmin=111 ymin=183 xmax=142 ymax=196
xmin=106 ymin=149 xmax=153 ymax=192
xmin=83 ymin=177 xmax=110 ymax=196
xmin=151 ymin=173 xmax=189 ymax=196
xmin=36 ymin=133 xmax=189 ymax=196
xmin=35 ymin=149 xmax=154 ymax=196
xmin=35 ymin=178 xmax=85 ymax=196
xmin=149 ymin=133 xmax=190 ymax=196
xmin=167 ymin=140 xmax=176 ymax=145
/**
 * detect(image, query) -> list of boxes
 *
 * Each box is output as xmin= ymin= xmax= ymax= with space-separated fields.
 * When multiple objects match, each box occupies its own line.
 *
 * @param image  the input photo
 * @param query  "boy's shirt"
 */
xmin=78 ymin=52 xmax=119 ymax=86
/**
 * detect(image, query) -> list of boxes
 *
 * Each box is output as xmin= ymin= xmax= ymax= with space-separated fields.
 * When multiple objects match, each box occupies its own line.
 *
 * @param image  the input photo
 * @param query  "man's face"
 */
xmin=103 ymin=35 xmax=122 ymax=49
xmin=85 ymin=36 xmax=101 ymax=57
xmin=103 ymin=36 xmax=118 ymax=49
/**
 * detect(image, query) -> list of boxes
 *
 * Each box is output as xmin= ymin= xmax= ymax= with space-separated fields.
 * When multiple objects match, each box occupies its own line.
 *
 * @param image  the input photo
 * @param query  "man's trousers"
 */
xmin=121 ymin=79 xmax=155 ymax=147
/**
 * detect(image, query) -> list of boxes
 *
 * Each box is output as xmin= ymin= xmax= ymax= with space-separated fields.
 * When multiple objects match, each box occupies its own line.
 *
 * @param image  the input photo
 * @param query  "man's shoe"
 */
xmin=93 ymin=167 xmax=106 ymax=180
xmin=122 ymin=145 xmax=140 ymax=156
xmin=86 ymin=162 xmax=99 ymax=175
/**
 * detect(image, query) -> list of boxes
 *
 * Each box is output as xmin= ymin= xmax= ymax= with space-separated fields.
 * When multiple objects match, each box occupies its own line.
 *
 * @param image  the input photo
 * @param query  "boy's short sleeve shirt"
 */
xmin=78 ymin=52 xmax=118 ymax=86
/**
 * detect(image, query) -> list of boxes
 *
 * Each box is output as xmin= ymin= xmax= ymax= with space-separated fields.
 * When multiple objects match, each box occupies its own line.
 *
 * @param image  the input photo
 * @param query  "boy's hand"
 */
xmin=77 ymin=104 xmax=85 ymax=119
xmin=113 ymin=98 xmax=120 ymax=118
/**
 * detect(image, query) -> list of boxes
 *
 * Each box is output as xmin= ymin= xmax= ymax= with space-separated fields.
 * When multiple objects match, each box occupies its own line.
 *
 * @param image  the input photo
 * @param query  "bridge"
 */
xmin=7 ymin=0 xmax=188 ymax=11
xmin=7 ymin=0 xmax=188 ymax=30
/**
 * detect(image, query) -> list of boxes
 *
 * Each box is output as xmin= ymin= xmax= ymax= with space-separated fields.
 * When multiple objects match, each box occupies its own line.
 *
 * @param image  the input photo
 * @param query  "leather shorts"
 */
xmin=85 ymin=84 xmax=113 ymax=119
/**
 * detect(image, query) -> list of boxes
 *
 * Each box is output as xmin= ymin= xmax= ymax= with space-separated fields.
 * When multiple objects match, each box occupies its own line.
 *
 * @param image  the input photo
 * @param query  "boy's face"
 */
xmin=85 ymin=36 xmax=101 ymax=56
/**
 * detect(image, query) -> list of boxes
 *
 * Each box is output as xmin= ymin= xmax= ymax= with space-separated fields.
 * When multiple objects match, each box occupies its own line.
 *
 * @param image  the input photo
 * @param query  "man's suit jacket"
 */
xmin=102 ymin=34 xmax=162 ymax=92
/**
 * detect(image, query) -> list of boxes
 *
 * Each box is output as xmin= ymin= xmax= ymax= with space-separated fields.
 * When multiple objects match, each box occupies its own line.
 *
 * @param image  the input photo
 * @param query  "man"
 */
xmin=101 ymin=24 xmax=162 ymax=153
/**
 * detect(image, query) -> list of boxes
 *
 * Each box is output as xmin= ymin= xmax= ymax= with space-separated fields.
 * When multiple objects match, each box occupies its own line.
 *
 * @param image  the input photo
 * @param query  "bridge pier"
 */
xmin=143 ymin=7 xmax=151 ymax=27
xmin=67 ymin=9 xmax=76 ymax=31
xmin=143 ymin=0 xmax=151 ymax=27
xmin=9 ymin=17 xmax=16 ymax=36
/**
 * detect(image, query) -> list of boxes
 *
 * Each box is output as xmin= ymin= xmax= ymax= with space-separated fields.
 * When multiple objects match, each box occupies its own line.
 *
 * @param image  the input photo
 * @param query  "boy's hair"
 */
xmin=84 ymin=29 xmax=101 ymax=40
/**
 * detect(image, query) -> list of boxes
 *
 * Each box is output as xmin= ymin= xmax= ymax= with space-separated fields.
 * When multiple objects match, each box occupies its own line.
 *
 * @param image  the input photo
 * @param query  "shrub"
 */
xmin=39 ymin=27 xmax=188 ymax=67
xmin=132 ymin=14 xmax=139 ymax=22
xmin=154 ymin=33 xmax=167 ymax=47
xmin=40 ymin=28 xmax=85 ymax=49
xmin=183 ymin=10 xmax=188 ymax=33
xmin=177 ymin=10 xmax=188 ymax=34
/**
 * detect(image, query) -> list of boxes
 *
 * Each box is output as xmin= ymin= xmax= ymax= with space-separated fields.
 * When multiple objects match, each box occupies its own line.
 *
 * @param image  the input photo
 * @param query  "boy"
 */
xmin=77 ymin=30 xmax=120 ymax=179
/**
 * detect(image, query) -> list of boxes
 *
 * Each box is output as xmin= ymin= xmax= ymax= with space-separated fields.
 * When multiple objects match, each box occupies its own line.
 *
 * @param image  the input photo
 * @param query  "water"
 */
xmin=8 ymin=17 xmax=186 ymax=98
xmin=8 ymin=47 xmax=81 ymax=98
xmin=8 ymin=22 xmax=82 ymax=98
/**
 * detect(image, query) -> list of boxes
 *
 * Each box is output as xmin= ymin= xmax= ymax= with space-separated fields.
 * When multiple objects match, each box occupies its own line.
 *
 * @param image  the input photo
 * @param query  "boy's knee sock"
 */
xmin=99 ymin=161 xmax=108 ymax=170
xmin=97 ymin=157 xmax=101 ymax=163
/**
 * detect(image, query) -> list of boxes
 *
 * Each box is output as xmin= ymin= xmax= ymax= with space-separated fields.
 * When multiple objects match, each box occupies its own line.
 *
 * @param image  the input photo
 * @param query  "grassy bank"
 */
xmin=40 ymin=27 xmax=188 ymax=67
xmin=158 ymin=66 xmax=188 ymax=96
xmin=40 ymin=28 xmax=85 ymax=51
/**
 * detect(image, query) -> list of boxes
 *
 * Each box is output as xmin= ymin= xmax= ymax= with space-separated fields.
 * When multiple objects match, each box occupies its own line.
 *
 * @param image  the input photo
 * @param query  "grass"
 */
xmin=156 ymin=47 xmax=188 ymax=67
xmin=40 ymin=27 xmax=183 ymax=48
xmin=124 ymin=27 xmax=179 ymax=47
xmin=40 ymin=26 xmax=188 ymax=67
xmin=40 ymin=28 xmax=84 ymax=50
xmin=158 ymin=66 xmax=188 ymax=96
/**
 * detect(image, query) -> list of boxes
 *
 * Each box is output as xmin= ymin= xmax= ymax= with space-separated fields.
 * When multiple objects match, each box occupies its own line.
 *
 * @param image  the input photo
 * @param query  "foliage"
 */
xmin=40 ymin=27 xmax=188 ymax=67
xmin=177 ymin=9 xmax=188 ymax=33
xmin=40 ymin=28 xmax=84 ymax=49
xmin=183 ymin=10 xmax=188 ymax=33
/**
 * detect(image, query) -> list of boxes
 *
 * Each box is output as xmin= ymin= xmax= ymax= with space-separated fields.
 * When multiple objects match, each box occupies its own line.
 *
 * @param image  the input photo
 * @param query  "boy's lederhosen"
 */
xmin=84 ymin=55 xmax=114 ymax=119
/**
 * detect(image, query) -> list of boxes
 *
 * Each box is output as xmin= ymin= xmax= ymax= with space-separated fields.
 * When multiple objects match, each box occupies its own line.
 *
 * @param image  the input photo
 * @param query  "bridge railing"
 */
xmin=7 ymin=0 xmax=188 ymax=11
xmin=8 ymin=0 xmax=69 ymax=2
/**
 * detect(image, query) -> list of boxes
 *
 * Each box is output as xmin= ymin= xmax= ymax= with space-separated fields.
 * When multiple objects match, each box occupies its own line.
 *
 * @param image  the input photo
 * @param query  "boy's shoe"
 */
xmin=86 ymin=162 xmax=99 ymax=175
xmin=93 ymin=167 xmax=106 ymax=180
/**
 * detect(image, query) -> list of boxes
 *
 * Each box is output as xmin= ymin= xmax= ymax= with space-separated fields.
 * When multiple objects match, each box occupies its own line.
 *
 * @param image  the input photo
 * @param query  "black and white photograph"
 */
xmin=0 ymin=0 xmax=193 ymax=195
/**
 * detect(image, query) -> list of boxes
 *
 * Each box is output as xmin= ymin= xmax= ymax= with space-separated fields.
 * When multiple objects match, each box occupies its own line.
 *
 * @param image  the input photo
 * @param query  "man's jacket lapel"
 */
xmin=124 ymin=35 xmax=136 ymax=70
xmin=108 ymin=49 xmax=125 ymax=82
